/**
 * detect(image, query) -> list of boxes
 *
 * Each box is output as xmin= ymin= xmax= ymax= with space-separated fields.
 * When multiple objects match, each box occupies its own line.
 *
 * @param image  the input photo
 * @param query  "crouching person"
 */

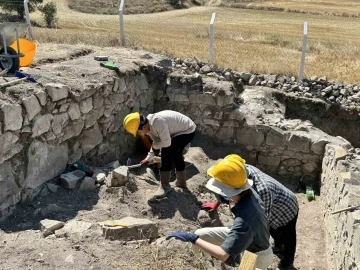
xmin=202 ymin=154 xmax=299 ymax=269
xmin=166 ymin=157 xmax=273 ymax=269
xmin=123 ymin=110 xmax=196 ymax=200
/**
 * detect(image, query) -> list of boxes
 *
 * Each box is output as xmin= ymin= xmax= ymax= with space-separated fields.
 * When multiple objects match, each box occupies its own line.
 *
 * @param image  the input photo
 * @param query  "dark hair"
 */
xmin=138 ymin=115 xmax=148 ymax=130
xmin=240 ymin=189 xmax=253 ymax=198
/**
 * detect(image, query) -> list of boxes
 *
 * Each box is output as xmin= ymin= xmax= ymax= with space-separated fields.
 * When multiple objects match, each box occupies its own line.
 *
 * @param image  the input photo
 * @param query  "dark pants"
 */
xmin=269 ymin=213 xmax=298 ymax=263
xmin=160 ymin=132 xmax=195 ymax=172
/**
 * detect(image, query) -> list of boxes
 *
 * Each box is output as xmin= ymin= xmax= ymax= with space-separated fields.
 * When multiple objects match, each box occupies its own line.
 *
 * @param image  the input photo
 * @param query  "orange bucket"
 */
xmin=10 ymin=38 xmax=37 ymax=67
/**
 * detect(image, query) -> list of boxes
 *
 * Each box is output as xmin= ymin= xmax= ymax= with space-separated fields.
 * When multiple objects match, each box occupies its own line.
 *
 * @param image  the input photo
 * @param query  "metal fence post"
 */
xmin=119 ymin=0 xmax=125 ymax=45
xmin=209 ymin=12 xmax=216 ymax=64
xmin=299 ymin=22 xmax=308 ymax=82
xmin=24 ymin=0 xmax=34 ymax=40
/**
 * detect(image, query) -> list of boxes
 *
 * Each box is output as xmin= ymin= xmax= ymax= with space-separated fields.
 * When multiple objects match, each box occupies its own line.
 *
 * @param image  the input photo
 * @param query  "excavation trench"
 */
xmin=0 ymin=48 xmax=359 ymax=270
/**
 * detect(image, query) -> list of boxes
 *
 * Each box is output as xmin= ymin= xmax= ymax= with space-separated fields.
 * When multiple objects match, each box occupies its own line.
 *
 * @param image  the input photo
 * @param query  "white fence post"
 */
xmin=299 ymin=22 xmax=308 ymax=82
xmin=119 ymin=0 xmax=125 ymax=45
xmin=209 ymin=12 xmax=216 ymax=65
xmin=24 ymin=0 xmax=34 ymax=40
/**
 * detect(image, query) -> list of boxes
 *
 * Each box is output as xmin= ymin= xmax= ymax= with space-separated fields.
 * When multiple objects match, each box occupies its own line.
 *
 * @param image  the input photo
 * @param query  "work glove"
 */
xmin=201 ymin=202 xmax=220 ymax=212
xmin=140 ymin=151 xmax=155 ymax=165
xmin=166 ymin=231 xmax=199 ymax=244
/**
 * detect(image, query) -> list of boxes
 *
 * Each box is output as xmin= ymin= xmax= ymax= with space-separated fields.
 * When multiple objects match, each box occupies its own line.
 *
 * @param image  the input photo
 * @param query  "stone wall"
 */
xmin=148 ymin=69 xmax=350 ymax=185
xmin=321 ymin=144 xmax=360 ymax=270
xmin=0 ymin=65 xmax=153 ymax=218
xmin=172 ymin=57 xmax=360 ymax=148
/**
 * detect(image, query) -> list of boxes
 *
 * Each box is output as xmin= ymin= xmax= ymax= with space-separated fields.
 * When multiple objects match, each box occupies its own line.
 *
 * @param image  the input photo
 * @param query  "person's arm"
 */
xmin=194 ymin=238 xmax=229 ymax=262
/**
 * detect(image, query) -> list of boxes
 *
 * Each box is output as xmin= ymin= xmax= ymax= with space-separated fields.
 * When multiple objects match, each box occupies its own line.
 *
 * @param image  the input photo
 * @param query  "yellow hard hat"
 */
xmin=224 ymin=154 xmax=246 ymax=165
xmin=207 ymin=157 xmax=247 ymax=188
xmin=123 ymin=112 xmax=140 ymax=136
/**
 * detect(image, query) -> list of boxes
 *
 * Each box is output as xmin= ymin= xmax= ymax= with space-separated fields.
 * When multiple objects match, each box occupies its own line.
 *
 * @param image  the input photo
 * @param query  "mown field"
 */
xmin=26 ymin=0 xmax=360 ymax=83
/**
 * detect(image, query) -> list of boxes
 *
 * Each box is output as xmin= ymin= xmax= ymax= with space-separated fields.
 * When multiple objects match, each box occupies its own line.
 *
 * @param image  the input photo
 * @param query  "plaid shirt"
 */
xmin=246 ymin=165 xmax=299 ymax=229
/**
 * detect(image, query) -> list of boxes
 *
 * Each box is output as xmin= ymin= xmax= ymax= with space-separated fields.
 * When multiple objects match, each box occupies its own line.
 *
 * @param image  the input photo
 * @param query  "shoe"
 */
xmin=149 ymin=171 xmax=171 ymax=200
xmin=175 ymin=170 xmax=187 ymax=188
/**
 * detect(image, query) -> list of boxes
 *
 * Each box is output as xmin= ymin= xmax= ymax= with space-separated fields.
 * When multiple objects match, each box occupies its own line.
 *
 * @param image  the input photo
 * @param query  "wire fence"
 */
xmin=2 ymin=0 xmax=360 ymax=82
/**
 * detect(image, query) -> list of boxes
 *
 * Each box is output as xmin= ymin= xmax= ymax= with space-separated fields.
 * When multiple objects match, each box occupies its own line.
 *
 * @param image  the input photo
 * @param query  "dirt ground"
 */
xmin=0 ymin=145 xmax=328 ymax=270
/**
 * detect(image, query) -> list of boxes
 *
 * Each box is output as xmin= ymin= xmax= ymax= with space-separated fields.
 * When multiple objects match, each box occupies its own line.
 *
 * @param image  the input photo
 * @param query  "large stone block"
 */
xmin=32 ymin=114 xmax=53 ymax=137
xmin=0 ymin=132 xmax=23 ymax=163
xmin=22 ymin=95 xmax=41 ymax=121
xmin=85 ymin=109 xmax=99 ymax=128
xmin=68 ymin=103 xmax=81 ymax=120
xmin=57 ymin=220 xmax=92 ymax=238
xmin=111 ymin=166 xmax=129 ymax=187
xmin=266 ymin=127 xmax=285 ymax=147
xmin=301 ymin=162 xmax=319 ymax=174
xmin=35 ymin=90 xmax=47 ymax=106
xmin=40 ymin=219 xmax=65 ymax=237
xmin=61 ymin=120 xmax=84 ymax=142
xmin=281 ymin=158 xmax=302 ymax=167
xmin=102 ymin=217 xmax=158 ymax=240
xmin=311 ymin=138 xmax=330 ymax=155
xmin=1 ymin=103 xmax=23 ymax=131
xmin=203 ymin=119 xmax=221 ymax=127
xmin=24 ymin=140 xmax=68 ymax=190
xmin=52 ymin=113 xmax=69 ymax=136
xmin=61 ymin=170 xmax=86 ymax=189
xmin=79 ymin=177 xmax=97 ymax=191
xmin=237 ymin=127 xmax=265 ymax=146
xmin=81 ymin=124 xmax=103 ymax=155
xmin=258 ymin=155 xmax=281 ymax=167
xmin=0 ymin=161 xmax=21 ymax=211
xmin=286 ymin=133 xmax=310 ymax=153
xmin=215 ymin=126 xmax=234 ymax=143
xmin=80 ymin=97 xmax=93 ymax=114
xmin=45 ymin=83 xmax=69 ymax=101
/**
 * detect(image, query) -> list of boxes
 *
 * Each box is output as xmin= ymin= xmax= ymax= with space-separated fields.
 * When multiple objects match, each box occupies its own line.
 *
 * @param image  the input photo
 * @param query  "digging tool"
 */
xmin=127 ymin=156 xmax=161 ymax=170
xmin=0 ymin=77 xmax=27 ymax=87
xmin=331 ymin=204 xmax=360 ymax=215
xmin=15 ymin=70 xmax=36 ymax=82
xmin=127 ymin=161 xmax=158 ymax=169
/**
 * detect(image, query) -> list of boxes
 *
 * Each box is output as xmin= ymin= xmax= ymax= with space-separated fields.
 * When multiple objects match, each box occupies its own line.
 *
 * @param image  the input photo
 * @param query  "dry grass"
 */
xmin=30 ymin=0 xmax=360 ymax=83
xmin=224 ymin=0 xmax=360 ymax=16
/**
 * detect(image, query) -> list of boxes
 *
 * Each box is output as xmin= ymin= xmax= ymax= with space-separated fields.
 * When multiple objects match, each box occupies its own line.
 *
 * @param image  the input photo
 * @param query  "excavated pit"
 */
xmin=0 ymin=45 xmax=359 ymax=270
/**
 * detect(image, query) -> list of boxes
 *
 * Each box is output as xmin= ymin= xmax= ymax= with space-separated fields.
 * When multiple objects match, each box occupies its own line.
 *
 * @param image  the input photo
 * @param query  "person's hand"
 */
xmin=201 ymin=202 xmax=220 ymax=212
xmin=141 ymin=152 xmax=155 ymax=165
xmin=166 ymin=232 xmax=199 ymax=244
xmin=140 ymin=159 xmax=149 ymax=165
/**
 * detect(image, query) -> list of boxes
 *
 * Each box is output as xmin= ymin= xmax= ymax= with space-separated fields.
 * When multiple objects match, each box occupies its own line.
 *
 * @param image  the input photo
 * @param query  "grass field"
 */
xmin=29 ymin=0 xmax=360 ymax=83
xmin=221 ymin=0 xmax=360 ymax=17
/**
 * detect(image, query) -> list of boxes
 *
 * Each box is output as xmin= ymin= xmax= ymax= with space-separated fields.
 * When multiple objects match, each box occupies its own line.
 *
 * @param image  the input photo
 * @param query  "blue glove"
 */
xmin=166 ymin=231 xmax=199 ymax=244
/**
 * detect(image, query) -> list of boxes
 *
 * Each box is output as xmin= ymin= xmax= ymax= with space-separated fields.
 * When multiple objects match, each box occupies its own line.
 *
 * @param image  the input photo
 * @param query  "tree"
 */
xmin=39 ymin=2 xmax=57 ymax=28
xmin=0 ymin=0 xmax=43 ymax=19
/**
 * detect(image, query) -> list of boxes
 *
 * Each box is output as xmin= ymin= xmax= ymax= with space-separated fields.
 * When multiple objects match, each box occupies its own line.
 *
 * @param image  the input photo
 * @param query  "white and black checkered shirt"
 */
xmin=246 ymin=165 xmax=299 ymax=229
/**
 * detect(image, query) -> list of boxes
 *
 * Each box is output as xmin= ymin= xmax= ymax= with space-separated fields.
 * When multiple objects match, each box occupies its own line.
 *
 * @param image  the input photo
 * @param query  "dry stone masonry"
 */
xmin=321 ymin=144 xmax=360 ymax=270
xmin=0 ymin=51 xmax=359 ymax=269
xmin=174 ymin=57 xmax=360 ymax=108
